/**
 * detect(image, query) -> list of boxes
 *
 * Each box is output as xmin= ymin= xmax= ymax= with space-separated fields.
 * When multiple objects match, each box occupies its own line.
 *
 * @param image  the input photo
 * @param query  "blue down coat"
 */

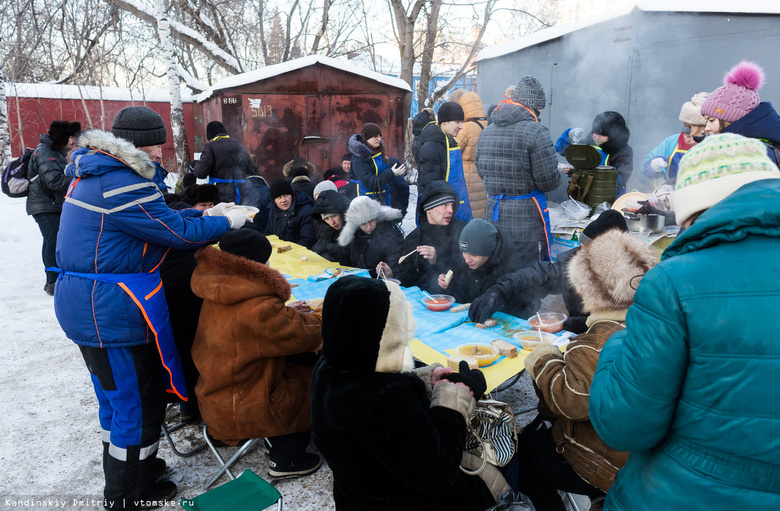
xmin=54 ymin=130 xmax=231 ymax=348
xmin=589 ymin=179 xmax=780 ymax=511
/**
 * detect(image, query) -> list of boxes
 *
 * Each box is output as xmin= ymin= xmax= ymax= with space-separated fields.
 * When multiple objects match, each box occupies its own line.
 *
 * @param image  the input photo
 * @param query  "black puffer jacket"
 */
xmin=398 ymin=181 xmax=466 ymax=293
xmin=412 ymin=108 xmax=436 ymax=164
xmin=26 ymin=134 xmax=71 ymax=215
xmin=445 ymin=228 xmax=532 ymax=318
xmin=311 ymin=191 xmax=351 ymax=265
xmin=588 ymin=111 xmax=633 ymax=195
xmin=417 ymin=123 xmax=455 ymax=196
xmin=349 ymin=222 xmax=403 ymax=278
xmin=348 ymin=134 xmax=395 ymax=202
xmin=193 ymin=136 xmax=259 ymax=204
xmin=265 ymin=189 xmax=316 ymax=248
xmin=493 ymin=246 xmax=587 ymax=333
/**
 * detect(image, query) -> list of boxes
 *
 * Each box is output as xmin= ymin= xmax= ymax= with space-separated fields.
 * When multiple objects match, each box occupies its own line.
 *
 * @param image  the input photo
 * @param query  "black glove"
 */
xmin=443 ymin=361 xmax=487 ymax=399
xmin=468 ymin=287 xmax=504 ymax=324
xmin=636 ymin=201 xmax=676 ymax=225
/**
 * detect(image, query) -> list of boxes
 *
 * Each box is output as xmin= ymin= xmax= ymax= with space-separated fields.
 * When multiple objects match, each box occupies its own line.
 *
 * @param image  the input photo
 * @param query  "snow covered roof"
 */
xmin=194 ymin=55 xmax=412 ymax=103
xmin=478 ymin=1 xmax=780 ymax=62
xmin=4 ymin=82 xmax=193 ymax=102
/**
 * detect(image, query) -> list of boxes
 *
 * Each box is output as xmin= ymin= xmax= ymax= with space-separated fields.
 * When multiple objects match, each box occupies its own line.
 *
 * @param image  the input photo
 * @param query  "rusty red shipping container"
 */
xmin=193 ymin=55 xmax=412 ymax=183
xmin=5 ymin=84 xmax=195 ymax=171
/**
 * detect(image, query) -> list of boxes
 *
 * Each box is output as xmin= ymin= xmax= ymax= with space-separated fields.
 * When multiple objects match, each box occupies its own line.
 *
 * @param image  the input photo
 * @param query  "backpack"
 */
xmin=2 ymin=148 xmax=35 ymax=198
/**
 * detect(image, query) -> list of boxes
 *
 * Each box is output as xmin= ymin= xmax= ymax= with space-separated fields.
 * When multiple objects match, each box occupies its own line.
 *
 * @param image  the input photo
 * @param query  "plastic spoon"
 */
xmin=536 ymin=313 xmax=544 ymax=342
xmin=398 ymin=248 xmax=418 ymax=264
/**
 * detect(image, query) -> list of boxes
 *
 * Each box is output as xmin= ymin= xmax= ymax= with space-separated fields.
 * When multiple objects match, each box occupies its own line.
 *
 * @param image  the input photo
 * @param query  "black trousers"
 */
xmin=267 ymin=430 xmax=311 ymax=463
xmin=33 ymin=212 xmax=61 ymax=284
xmin=515 ymin=426 xmax=605 ymax=511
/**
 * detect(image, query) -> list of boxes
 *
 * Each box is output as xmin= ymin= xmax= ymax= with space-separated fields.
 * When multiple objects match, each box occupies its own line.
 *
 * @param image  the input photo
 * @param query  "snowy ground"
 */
xmin=0 ymin=193 xmax=545 ymax=510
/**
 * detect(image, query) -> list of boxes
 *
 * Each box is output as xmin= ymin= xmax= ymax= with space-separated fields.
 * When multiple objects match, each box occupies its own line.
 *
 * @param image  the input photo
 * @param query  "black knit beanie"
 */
xmin=206 ymin=121 xmax=227 ymax=141
xmin=219 ymin=228 xmax=273 ymax=264
xmin=459 ymin=218 xmax=498 ymax=256
xmin=112 ymin=106 xmax=167 ymax=147
xmin=437 ymin=102 xmax=465 ymax=124
xmin=270 ymin=178 xmax=294 ymax=199
xmin=581 ymin=210 xmax=629 ymax=241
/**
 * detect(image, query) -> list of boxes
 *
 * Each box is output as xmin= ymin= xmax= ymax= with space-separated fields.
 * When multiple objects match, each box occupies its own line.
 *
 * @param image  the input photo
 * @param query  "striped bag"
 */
xmin=461 ymin=399 xmax=518 ymax=475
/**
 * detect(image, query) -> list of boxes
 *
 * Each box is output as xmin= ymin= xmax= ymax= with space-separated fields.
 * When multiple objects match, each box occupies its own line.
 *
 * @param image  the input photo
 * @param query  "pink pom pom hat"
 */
xmin=700 ymin=61 xmax=766 ymax=123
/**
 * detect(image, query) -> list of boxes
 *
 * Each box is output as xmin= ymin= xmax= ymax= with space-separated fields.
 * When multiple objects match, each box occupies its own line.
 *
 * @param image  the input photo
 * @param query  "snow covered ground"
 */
xmin=0 ymin=193 xmax=541 ymax=510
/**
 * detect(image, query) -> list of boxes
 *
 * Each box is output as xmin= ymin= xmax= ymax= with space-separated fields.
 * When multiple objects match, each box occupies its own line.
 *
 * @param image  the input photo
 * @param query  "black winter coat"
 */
xmin=412 ymin=109 xmax=436 ymax=164
xmin=310 ymin=190 xmax=351 ymax=265
xmin=417 ymin=123 xmax=456 ymax=196
xmin=348 ymin=134 xmax=395 ymax=203
xmin=349 ymin=221 xmax=404 ymax=278
xmin=160 ymin=247 xmax=203 ymax=398
xmin=493 ymin=246 xmax=588 ymax=333
xmin=265 ymin=190 xmax=316 ymax=248
xmin=26 ymin=134 xmax=71 ymax=215
xmin=398 ymin=181 xmax=466 ymax=293
xmin=445 ymin=229 xmax=532 ymax=318
xmin=193 ymin=136 xmax=259 ymax=204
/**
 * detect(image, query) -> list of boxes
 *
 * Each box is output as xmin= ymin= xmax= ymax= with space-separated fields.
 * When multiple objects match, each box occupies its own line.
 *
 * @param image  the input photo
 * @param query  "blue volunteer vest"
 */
xmin=445 ymin=136 xmax=472 ymax=222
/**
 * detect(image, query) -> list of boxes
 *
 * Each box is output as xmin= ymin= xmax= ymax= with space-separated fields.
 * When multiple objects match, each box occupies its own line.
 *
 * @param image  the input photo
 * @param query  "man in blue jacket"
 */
xmin=54 ymin=106 xmax=250 ymax=510
xmin=590 ymin=133 xmax=780 ymax=511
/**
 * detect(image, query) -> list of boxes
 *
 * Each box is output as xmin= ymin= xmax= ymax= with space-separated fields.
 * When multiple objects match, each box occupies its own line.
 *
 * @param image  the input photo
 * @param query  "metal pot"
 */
xmin=624 ymin=213 xmax=665 ymax=234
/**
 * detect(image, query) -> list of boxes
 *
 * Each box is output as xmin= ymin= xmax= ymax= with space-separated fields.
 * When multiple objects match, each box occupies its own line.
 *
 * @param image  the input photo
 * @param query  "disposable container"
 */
xmin=513 ymin=331 xmax=558 ymax=350
xmin=422 ymin=295 xmax=455 ymax=312
xmin=528 ymin=313 xmax=567 ymax=333
xmin=456 ymin=344 xmax=501 ymax=367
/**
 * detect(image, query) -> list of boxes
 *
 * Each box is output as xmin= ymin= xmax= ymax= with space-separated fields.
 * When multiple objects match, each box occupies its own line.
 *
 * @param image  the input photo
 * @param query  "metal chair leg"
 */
xmin=161 ymin=421 xmax=207 ymax=458
xmin=203 ymin=423 xmax=262 ymax=490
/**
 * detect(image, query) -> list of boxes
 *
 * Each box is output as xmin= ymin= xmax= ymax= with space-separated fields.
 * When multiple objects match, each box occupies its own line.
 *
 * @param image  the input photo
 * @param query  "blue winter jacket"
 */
xmin=724 ymin=102 xmax=780 ymax=164
xmin=589 ymin=179 xmax=780 ymax=511
xmin=54 ymin=130 xmax=231 ymax=348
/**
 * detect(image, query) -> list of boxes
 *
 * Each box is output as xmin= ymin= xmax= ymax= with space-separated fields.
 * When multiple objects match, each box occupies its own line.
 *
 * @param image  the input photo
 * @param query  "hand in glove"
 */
xmin=225 ymin=209 xmax=251 ymax=230
xmin=391 ymin=163 xmax=407 ymax=176
xmin=469 ymin=287 xmax=504 ymax=324
xmin=650 ymin=157 xmax=668 ymax=175
xmin=204 ymin=202 xmax=235 ymax=217
xmin=443 ymin=361 xmax=487 ymax=399
xmin=567 ymin=127 xmax=584 ymax=144
xmin=636 ymin=201 xmax=676 ymax=225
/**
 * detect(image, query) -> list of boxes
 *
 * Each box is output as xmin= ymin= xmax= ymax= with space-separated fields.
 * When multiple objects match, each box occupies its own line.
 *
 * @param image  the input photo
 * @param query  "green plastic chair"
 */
xmin=180 ymin=469 xmax=283 ymax=510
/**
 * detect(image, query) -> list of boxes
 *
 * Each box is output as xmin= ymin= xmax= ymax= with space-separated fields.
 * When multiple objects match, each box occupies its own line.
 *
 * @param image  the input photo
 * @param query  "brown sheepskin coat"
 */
xmin=456 ymin=92 xmax=487 ymax=219
xmin=190 ymin=246 xmax=323 ymax=444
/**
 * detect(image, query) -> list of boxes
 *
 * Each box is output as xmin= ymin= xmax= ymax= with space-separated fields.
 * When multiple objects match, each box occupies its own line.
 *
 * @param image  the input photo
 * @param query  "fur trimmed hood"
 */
xmin=72 ymin=130 xmax=156 ymax=179
xmin=567 ymin=229 xmax=658 ymax=312
xmin=192 ymin=245 xmax=292 ymax=304
xmin=321 ymin=276 xmax=415 ymax=373
xmin=348 ymin=133 xmax=373 ymax=160
xmin=282 ymin=157 xmax=316 ymax=177
xmin=338 ymin=196 xmax=402 ymax=246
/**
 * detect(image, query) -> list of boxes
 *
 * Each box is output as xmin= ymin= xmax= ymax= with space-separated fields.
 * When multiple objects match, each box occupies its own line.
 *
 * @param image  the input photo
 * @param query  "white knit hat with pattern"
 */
xmin=673 ymin=133 xmax=780 ymax=225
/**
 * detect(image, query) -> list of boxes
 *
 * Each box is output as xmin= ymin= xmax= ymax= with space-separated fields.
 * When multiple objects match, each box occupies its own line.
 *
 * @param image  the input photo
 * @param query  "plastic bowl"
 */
xmin=528 ymin=312 xmax=568 ymax=333
xmin=422 ymin=294 xmax=455 ymax=312
xmin=235 ymin=205 xmax=259 ymax=218
xmin=513 ymin=331 xmax=558 ymax=350
xmin=457 ymin=344 xmax=500 ymax=367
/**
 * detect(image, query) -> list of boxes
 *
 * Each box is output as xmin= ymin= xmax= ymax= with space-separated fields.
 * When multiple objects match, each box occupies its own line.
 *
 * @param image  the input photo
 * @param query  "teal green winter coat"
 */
xmin=589 ymin=179 xmax=780 ymax=511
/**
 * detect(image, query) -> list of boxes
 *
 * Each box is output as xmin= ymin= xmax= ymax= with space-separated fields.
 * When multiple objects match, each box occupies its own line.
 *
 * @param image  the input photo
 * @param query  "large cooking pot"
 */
xmin=624 ymin=213 xmax=665 ymax=234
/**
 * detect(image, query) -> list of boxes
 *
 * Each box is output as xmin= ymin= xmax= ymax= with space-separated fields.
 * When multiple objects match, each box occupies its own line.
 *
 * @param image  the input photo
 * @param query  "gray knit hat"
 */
xmin=511 ymin=75 xmax=546 ymax=111
xmin=111 ymin=106 xmax=167 ymax=147
xmin=459 ymin=218 xmax=498 ymax=256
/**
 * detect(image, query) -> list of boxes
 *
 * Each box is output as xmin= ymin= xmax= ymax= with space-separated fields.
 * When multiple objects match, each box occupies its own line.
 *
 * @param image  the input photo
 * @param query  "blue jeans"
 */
xmin=33 ymin=213 xmax=61 ymax=284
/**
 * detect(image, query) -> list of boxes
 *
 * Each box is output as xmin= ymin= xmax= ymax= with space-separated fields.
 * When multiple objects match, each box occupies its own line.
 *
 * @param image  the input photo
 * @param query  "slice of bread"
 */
xmin=491 ymin=339 xmax=517 ymax=359
xmin=447 ymin=355 xmax=478 ymax=370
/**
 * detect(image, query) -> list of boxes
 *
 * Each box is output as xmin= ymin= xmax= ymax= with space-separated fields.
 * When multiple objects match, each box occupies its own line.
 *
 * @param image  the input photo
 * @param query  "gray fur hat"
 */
xmin=338 ymin=196 xmax=402 ymax=246
xmin=567 ymin=229 xmax=657 ymax=312
xmin=111 ymin=106 xmax=167 ymax=147
xmin=511 ymin=76 xmax=546 ymax=111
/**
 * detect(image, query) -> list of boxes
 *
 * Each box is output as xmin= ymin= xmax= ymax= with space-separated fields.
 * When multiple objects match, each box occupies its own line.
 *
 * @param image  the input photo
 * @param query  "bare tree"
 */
xmin=0 ymin=67 xmax=11 ymax=168
xmin=155 ymin=0 xmax=190 ymax=175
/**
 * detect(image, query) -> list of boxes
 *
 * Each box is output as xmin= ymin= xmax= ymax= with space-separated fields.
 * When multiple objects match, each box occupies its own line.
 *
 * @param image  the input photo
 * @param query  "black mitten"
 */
xmin=443 ymin=361 xmax=487 ymax=399
xmin=468 ymin=287 xmax=503 ymax=323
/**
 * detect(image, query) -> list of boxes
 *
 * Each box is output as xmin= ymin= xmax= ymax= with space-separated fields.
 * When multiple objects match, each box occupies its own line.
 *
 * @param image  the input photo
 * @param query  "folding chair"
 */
xmin=180 ymin=469 xmax=283 ymax=510
xmin=161 ymin=404 xmax=207 ymax=458
xmin=201 ymin=423 xmax=266 ymax=490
